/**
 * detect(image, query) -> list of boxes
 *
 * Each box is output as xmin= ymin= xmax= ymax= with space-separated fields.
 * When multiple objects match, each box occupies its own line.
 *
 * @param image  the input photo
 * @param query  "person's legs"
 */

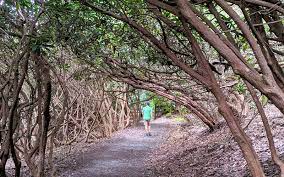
xmin=147 ymin=120 xmax=151 ymax=136
xmin=144 ymin=120 xmax=149 ymax=135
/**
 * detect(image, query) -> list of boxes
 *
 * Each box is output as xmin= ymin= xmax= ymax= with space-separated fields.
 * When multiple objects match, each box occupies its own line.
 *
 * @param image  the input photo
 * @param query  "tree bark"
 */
xmin=246 ymin=82 xmax=284 ymax=177
xmin=37 ymin=56 xmax=52 ymax=177
xmin=180 ymin=21 xmax=265 ymax=176
xmin=0 ymin=56 xmax=29 ymax=177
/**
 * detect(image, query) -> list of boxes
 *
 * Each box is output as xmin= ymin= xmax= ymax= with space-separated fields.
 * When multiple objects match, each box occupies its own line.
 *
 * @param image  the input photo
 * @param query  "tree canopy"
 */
xmin=0 ymin=0 xmax=284 ymax=176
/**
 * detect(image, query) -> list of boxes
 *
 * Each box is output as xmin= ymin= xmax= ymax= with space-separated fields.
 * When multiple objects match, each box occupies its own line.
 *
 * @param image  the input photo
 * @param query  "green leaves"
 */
xmin=30 ymin=32 xmax=54 ymax=55
xmin=16 ymin=1 xmax=20 ymax=11
xmin=19 ymin=0 xmax=32 ymax=8
xmin=151 ymin=94 xmax=175 ymax=114
xmin=234 ymin=82 xmax=246 ymax=94
xmin=260 ymin=95 xmax=268 ymax=106
xmin=59 ymin=63 xmax=71 ymax=71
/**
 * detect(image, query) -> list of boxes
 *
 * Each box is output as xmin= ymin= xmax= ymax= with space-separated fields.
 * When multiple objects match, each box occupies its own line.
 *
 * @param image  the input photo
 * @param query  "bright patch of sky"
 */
xmin=0 ymin=0 xmax=4 ymax=6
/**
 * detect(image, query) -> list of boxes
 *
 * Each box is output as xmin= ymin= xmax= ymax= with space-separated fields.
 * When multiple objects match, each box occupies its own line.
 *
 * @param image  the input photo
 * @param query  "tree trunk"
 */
xmin=184 ymin=23 xmax=265 ymax=176
xmin=246 ymin=82 xmax=284 ymax=177
xmin=37 ymin=56 xmax=52 ymax=177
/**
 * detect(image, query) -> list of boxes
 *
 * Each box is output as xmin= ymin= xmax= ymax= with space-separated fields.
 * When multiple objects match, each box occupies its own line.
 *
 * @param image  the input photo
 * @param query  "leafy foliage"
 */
xmin=151 ymin=94 xmax=175 ymax=114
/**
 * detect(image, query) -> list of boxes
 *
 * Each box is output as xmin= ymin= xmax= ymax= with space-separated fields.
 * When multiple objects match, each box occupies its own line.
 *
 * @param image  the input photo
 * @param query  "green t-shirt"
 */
xmin=142 ymin=105 xmax=153 ymax=120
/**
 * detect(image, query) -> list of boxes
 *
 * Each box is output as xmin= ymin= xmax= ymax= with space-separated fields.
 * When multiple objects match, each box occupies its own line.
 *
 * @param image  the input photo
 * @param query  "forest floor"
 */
xmin=55 ymin=104 xmax=284 ymax=177
xmin=147 ymin=104 xmax=284 ymax=177
xmin=55 ymin=118 xmax=175 ymax=177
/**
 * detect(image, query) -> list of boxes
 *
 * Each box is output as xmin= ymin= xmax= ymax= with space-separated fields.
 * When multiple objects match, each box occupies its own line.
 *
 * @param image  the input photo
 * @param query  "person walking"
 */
xmin=142 ymin=102 xmax=153 ymax=136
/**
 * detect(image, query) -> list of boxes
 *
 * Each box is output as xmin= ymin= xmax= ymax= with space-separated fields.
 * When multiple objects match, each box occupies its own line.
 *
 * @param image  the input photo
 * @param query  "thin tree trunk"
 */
xmin=37 ymin=57 xmax=52 ymax=177
xmin=11 ymin=142 xmax=21 ymax=177
xmin=0 ymin=56 xmax=29 ymax=177
xmin=246 ymin=81 xmax=284 ymax=177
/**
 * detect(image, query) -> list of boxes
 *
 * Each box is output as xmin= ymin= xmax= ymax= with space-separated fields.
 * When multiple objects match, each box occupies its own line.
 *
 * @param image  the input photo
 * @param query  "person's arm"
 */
xmin=141 ymin=107 xmax=144 ymax=118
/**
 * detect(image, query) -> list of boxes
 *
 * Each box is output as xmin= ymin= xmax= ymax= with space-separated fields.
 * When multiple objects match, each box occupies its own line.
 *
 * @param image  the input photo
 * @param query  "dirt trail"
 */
xmin=58 ymin=118 xmax=175 ymax=177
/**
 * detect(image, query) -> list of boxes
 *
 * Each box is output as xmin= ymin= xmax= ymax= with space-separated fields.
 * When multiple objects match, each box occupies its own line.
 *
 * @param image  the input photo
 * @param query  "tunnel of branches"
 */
xmin=0 ymin=0 xmax=284 ymax=176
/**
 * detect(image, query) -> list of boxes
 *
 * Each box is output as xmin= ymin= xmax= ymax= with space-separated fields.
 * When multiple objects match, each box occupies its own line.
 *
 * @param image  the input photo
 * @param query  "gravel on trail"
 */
xmin=56 ymin=118 xmax=175 ymax=177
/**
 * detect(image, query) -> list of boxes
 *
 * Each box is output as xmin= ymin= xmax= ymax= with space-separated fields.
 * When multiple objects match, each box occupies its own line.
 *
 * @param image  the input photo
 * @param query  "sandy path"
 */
xmin=58 ymin=118 xmax=174 ymax=177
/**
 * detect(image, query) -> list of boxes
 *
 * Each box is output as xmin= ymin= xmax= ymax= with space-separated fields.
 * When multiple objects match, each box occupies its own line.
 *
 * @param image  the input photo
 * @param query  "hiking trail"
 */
xmin=58 ymin=118 xmax=175 ymax=177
